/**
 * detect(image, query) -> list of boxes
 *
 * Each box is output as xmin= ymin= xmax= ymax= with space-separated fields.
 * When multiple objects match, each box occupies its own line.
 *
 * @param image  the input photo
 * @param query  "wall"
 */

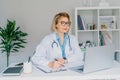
xmin=0 ymin=0 xmax=120 ymax=72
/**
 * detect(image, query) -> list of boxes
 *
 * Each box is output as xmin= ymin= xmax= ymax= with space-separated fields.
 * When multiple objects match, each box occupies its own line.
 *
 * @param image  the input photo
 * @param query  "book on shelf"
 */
xmin=102 ymin=31 xmax=112 ymax=45
xmin=81 ymin=16 xmax=86 ymax=30
xmin=77 ymin=15 xmax=85 ymax=30
xmin=99 ymin=31 xmax=105 ymax=46
xmin=99 ymin=31 xmax=112 ymax=46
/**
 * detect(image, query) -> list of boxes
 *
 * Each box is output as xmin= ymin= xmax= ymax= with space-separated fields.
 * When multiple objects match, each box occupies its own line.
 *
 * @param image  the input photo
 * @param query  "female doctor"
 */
xmin=31 ymin=12 xmax=83 ymax=70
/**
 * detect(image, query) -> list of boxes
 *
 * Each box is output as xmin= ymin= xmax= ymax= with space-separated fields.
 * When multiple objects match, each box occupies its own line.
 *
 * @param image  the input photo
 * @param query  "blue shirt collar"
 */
xmin=56 ymin=33 xmax=69 ymax=41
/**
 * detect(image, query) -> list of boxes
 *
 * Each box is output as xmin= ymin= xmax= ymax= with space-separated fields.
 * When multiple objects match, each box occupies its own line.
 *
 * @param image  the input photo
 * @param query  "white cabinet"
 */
xmin=75 ymin=7 xmax=120 ymax=52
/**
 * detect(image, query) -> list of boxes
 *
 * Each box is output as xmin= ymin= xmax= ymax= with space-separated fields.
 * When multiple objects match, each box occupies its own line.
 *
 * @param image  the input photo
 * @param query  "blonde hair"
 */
xmin=51 ymin=12 xmax=71 ymax=32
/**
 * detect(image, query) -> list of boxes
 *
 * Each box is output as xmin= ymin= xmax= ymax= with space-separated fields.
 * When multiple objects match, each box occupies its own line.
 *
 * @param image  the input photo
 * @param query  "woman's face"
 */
xmin=56 ymin=17 xmax=71 ymax=34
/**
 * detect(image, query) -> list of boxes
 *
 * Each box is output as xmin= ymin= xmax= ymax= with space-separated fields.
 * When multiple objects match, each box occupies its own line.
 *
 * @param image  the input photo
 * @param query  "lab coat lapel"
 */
xmin=52 ymin=33 xmax=62 ymax=58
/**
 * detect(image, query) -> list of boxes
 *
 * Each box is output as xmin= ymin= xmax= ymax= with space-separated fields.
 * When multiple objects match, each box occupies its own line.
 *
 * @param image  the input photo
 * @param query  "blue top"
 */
xmin=56 ymin=33 xmax=68 ymax=59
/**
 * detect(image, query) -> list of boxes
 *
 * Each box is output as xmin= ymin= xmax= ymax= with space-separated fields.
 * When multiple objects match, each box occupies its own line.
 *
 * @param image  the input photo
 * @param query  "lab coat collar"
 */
xmin=54 ymin=32 xmax=69 ymax=40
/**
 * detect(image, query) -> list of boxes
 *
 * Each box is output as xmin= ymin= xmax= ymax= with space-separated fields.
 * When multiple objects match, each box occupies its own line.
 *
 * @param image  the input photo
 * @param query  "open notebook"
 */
xmin=2 ymin=66 xmax=23 ymax=76
xmin=36 ymin=65 xmax=67 ymax=73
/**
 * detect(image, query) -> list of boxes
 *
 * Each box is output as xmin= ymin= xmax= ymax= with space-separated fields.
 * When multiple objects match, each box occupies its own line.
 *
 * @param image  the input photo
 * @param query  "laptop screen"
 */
xmin=70 ymin=45 xmax=115 ymax=73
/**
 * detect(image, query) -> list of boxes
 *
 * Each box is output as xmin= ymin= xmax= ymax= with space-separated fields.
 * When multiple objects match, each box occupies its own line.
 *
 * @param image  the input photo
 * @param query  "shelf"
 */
xmin=77 ymin=29 xmax=120 ymax=32
xmin=77 ymin=30 xmax=98 ymax=32
xmin=99 ymin=29 xmax=120 ymax=31
xmin=75 ymin=7 xmax=120 ymax=51
xmin=75 ymin=7 xmax=120 ymax=10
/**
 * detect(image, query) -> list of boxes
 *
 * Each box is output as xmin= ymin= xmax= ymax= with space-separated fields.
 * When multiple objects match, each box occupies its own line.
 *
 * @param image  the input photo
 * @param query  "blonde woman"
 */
xmin=31 ymin=12 xmax=83 ymax=70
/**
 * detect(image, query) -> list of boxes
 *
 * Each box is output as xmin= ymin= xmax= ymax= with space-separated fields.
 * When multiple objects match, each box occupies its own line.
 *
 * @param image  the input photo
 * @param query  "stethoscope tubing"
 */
xmin=51 ymin=35 xmax=72 ymax=51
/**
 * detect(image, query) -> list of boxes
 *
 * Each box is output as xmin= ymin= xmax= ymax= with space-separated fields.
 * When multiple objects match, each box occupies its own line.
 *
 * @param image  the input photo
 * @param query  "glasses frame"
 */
xmin=60 ymin=21 xmax=71 ymax=27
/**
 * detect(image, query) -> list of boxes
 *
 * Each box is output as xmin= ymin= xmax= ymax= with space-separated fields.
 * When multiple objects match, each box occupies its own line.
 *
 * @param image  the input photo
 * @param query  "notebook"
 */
xmin=36 ymin=65 xmax=67 ymax=73
xmin=2 ymin=66 xmax=23 ymax=76
xmin=70 ymin=45 xmax=115 ymax=73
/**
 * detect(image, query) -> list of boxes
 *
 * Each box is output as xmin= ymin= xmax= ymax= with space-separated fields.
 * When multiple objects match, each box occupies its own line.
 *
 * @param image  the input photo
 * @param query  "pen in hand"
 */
xmin=54 ymin=58 xmax=58 ymax=61
xmin=54 ymin=58 xmax=65 ymax=67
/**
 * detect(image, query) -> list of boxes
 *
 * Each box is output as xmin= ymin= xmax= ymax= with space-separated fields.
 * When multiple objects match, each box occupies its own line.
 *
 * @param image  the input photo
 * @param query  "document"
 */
xmin=36 ymin=65 xmax=67 ymax=73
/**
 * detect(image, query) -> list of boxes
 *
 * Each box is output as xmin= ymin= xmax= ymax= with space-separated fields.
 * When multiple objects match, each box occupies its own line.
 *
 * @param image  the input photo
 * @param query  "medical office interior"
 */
xmin=0 ymin=0 xmax=120 ymax=76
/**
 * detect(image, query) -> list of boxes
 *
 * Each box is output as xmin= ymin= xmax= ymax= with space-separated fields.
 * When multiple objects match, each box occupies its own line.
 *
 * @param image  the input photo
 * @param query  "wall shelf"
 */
xmin=75 ymin=7 xmax=120 ymax=51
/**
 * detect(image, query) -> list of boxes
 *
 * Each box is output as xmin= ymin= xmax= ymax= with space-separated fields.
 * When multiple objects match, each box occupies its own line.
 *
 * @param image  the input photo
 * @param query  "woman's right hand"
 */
xmin=48 ymin=61 xmax=63 ymax=69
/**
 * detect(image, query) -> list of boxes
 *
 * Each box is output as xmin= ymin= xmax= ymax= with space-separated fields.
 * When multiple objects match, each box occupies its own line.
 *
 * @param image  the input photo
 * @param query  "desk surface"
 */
xmin=1 ymin=61 xmax=120 ymax=80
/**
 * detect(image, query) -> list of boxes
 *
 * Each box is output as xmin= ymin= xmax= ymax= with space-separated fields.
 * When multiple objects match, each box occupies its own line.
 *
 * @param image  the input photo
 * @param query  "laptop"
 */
xmin=2 ymin=66 xmax=23 ymax=76
xmin=70 ymin=45 xmax=115 ymax=73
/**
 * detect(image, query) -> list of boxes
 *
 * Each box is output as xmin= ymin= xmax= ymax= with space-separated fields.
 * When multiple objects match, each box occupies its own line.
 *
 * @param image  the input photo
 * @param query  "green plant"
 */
xmin=0 ymin=20 xmax=28 ymax=66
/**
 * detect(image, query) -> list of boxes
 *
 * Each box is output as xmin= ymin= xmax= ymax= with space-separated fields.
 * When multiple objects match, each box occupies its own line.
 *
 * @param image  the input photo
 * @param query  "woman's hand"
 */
xmin=48 ymin=58 xmax=68 ymax=69
xmin=57 ymin=58 xmax=68 ymax=64
xmin=53 ymin=61 xmax=63 ymax=69
xmin=48 ymin=61 xmax=63 ymax=69
xmin=48 ymin=61 xmax=54 ymax=68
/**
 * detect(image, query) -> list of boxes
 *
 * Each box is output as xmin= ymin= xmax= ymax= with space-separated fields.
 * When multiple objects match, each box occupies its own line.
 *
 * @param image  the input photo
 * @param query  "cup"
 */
xmin=23 ymin=62 xmax=32 ymax=73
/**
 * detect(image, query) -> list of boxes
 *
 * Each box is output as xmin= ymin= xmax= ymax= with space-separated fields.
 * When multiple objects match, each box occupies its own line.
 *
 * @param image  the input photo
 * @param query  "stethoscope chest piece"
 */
xmin=51 ymin=40 xmax=58 ymax=48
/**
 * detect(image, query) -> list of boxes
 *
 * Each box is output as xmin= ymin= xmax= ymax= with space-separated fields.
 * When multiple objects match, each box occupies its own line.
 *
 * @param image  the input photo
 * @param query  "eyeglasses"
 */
xmin=60 ymin=21 xmax=71 ymax=26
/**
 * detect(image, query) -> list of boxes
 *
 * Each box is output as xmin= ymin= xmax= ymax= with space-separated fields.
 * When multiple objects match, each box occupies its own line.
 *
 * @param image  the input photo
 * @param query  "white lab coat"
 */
xmin=31 ymin=32 xmax=83 ymax=68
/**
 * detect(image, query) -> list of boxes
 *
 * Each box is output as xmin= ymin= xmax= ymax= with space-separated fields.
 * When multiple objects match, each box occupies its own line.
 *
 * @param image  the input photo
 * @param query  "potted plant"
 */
xmin=0 ymin=20 xmax=28 ymax=66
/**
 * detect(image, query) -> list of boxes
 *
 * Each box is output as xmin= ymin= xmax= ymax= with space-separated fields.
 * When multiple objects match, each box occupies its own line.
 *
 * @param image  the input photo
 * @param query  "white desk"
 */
xmin=1 ymin=61 xmax=120 ymax=80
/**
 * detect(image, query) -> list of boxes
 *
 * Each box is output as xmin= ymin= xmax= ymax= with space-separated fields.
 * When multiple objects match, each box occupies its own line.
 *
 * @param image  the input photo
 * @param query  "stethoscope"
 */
xmin=51 ymin=35 xmax=72 ymax=51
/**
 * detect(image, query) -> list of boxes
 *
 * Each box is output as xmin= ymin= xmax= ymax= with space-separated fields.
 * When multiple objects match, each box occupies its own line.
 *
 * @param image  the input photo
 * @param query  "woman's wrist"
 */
xmin=64 ymin=59 xmax=68 ymax=64
xmin=63 ymin=58 xmax=68 ymax=64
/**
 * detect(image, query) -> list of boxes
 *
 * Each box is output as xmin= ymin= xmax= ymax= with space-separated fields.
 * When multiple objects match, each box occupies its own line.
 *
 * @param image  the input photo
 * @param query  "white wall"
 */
xmin=0 ymin=0 xmax=120 ymax=72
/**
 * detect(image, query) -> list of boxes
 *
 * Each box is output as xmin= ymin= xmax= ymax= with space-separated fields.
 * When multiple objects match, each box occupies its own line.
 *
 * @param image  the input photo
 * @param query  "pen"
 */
xmin=54 ymin=58 xmax=65 ymax=67
xmin=54 ymin=58 xmax=58 ymax=61
xmin=28 ymin=56 xmax=31 ymax=62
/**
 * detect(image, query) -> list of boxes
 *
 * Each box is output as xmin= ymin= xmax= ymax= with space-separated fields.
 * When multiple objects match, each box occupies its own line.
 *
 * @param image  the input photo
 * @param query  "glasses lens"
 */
xmin=61 ymin=21 xmax=66 ymax=26
xmin=61 ymin=21 xmax=71 ymax=26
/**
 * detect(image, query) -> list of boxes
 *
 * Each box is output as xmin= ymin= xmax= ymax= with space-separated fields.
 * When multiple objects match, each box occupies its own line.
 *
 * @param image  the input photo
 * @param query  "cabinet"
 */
xmin=75 ymin=7 xmax=120 ymax=52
